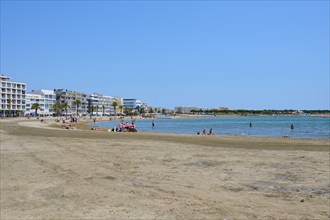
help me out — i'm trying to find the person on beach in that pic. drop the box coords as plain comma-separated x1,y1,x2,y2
202,129,206,135
209,128,214,135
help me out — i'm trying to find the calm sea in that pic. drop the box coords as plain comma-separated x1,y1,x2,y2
94,116,330,139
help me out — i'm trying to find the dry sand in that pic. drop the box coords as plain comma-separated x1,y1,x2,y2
1,118,329,219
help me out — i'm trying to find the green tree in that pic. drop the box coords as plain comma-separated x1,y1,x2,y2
31,102,40,116
7,98,12,117
119,105,123,114
52,101,62,116
61,102,70,116
96,105,99,116
73,100,81,116
112,101,118,115
88,105,95,116
102,105,106,116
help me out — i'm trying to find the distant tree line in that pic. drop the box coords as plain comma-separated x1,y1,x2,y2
189,109,330,115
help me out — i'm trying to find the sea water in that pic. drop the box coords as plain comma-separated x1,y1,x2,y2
94,116,330,139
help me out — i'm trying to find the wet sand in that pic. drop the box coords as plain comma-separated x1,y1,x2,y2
1,118,329,219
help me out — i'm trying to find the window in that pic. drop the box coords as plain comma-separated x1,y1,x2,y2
1,82,6,87
7,83,11,88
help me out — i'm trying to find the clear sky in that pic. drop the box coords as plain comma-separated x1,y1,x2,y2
1,1,329,110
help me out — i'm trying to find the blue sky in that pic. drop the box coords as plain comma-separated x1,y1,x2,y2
1,1,329,110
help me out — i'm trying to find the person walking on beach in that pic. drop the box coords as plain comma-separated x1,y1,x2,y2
202,129,206,135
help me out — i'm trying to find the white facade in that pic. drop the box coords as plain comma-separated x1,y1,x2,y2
25,90,56,116
123,99,142,109
54,89,89,115
0,75,26,117
88,93,119,116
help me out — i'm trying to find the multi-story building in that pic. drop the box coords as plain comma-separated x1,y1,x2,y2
25,90,56,116
174,106,199,114
0,75,26,117
123,99,143,109
123,99,138,109
54,89,89,115
88,93,114,116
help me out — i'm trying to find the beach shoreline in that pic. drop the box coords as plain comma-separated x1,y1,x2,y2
1,118,329,219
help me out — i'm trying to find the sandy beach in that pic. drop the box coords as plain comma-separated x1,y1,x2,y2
1,118,329,219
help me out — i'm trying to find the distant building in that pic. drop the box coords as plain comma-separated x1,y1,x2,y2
123,99,140,109
0,75,26,117
123,98,148,113
54,89,89,115
174,106,199,114
88,93,118,116
25,89,56,116
155,107,172,114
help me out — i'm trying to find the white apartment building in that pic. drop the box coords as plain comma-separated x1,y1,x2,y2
54,89,89,115
88,93,120,116
0,75,26,117
25,90,56,116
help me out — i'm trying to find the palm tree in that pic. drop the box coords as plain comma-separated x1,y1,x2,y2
102,105,105,116
112,101,118,115
61,102,70,116
7,98,12,117
96,105,99,116
88,105,95,116
73,100,81,116
119,105,123,114
52,101,62,116
31,102,40,116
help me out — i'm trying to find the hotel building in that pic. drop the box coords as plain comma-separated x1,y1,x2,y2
0,75,26,117
54,89,89,115
25,90,56,116
88,93,123,116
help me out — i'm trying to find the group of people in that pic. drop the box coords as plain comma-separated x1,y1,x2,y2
111,122,137,132
197,128,214,135
53,116,78,130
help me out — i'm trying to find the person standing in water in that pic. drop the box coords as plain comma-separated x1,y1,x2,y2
291,123,294,130
152,120,155,129
249,122,252,128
